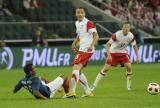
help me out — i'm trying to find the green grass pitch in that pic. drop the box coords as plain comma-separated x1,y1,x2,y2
0,63,160,108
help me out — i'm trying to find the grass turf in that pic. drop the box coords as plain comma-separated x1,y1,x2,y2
0,63,160,108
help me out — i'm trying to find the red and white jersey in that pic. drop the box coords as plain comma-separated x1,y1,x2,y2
75,17,97,52
108,30,136,53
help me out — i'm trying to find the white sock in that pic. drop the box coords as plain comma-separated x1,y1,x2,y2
91,71,106,91
126,71,132,90
79,73,91,94
46,77,64,98
127,78,131,89
70,70,80,93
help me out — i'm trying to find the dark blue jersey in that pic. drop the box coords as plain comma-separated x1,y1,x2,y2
14,75,51,98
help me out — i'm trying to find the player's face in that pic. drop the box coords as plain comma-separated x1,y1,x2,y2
122,24,130,35
30,66,36,75
36,31,41,36
76,8,85,21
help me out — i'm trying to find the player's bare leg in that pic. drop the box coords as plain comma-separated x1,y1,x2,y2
124,63,132,91
91,64,111,91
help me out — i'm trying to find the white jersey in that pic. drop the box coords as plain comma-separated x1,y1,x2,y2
75,17,97,52
108,30,136,53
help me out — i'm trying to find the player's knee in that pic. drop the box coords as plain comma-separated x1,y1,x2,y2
125,65,132,72
126,71,132,79
102,66,110,73
127,67,132,72
101,64,110,73
102,68,109,73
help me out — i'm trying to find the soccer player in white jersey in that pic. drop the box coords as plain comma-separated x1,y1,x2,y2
91,22,139,91
64,7,99,98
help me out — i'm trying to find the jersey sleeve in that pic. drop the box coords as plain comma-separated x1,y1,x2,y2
108,33,116,44
75,22,79,36
13,80,22,93
87,21,97,34
32,77,41,91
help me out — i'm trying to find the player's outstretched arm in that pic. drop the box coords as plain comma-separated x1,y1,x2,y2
88,32,99,52
132,40,139,63
133,44,139,63
106,42,111,56
13,81,22,93
72,36,80,53
105,42,112,62
33,90,48,100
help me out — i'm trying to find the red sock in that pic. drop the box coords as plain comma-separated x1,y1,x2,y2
62,78,70,94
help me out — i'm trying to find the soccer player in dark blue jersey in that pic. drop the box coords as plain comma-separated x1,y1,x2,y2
13,64,69,99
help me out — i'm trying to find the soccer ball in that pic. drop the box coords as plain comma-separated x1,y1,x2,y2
147,82,159,95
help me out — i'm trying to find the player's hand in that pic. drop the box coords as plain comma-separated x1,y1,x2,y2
87,46,93,52
106,54,112,63
72,44,78,53
136,58,139,64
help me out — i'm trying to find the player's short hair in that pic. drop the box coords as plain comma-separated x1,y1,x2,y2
76,7,86,11
24,64,33,75
123,21,130,25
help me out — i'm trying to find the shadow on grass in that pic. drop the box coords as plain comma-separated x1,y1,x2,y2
0,97,35,101
0,97,69,101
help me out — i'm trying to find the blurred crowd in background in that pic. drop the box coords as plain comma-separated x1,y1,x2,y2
0,0,159,47
90,0,160,36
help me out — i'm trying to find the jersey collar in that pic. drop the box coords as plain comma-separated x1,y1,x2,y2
78,17,87,23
